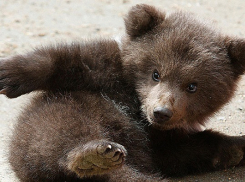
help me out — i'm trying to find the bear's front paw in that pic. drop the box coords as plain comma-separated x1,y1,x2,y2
213,136,245,169
0,57,46,98
213,146,244,168
67,140,127,178
0,58,29,98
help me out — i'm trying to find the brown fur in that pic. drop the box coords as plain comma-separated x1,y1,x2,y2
122,6,244,131
9,90,162,181
1,4,245,181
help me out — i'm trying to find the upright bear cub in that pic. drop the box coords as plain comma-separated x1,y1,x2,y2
1,4,245,182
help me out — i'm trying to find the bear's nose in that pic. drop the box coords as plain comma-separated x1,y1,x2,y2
153,107,173,123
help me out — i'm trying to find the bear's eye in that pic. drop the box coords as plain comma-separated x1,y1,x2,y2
187,83,197,93
152,70,160,82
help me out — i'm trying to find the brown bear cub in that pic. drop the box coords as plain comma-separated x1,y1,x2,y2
1,4,245,182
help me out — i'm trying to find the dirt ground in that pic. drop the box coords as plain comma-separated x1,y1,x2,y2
0,0,245,181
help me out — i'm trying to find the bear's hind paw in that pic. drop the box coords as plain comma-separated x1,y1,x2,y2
67,140,127,178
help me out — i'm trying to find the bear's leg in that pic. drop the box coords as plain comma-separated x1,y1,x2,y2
64,139,127,178
150,129,245,176
10,92,163,181
0,40,120,98
62,140,167,182
212,134,245,168
9,93,128,181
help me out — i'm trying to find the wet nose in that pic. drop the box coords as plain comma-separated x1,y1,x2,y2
153,107,173,123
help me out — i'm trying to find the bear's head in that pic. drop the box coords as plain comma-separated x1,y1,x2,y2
122,4,245,132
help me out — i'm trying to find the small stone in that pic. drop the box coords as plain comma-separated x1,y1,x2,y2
38,33,46,37
217,116,225,121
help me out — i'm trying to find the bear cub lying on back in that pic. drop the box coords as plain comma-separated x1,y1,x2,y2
1,4,245,182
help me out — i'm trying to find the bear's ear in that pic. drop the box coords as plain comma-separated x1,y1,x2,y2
124,4,165,39
226,38,245,76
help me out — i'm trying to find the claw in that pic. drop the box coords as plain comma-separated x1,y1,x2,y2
107,145,112,150
0,88,7,95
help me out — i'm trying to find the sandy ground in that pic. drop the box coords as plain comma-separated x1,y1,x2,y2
0,0,245,181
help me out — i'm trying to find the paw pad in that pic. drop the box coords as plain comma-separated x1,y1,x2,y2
69,140,127,177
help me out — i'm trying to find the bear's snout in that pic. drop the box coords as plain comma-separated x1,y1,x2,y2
153,106,173,124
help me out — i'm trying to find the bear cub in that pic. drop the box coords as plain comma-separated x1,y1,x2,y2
1,4,245,182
